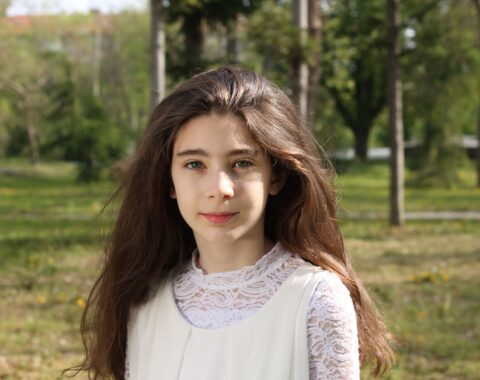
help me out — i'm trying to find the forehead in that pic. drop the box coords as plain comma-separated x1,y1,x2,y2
173,113,260,153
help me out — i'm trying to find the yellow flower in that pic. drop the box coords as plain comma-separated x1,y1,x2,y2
76,297,86,309
37,295,47,305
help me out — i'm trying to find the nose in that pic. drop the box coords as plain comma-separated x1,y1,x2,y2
207,171,235,200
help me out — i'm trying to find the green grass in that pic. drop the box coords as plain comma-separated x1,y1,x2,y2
0,159,479,379
336,160,480,215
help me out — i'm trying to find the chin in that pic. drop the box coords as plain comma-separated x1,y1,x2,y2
195,228,247,245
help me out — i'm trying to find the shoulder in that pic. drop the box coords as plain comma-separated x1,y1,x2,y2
292,257,352,300
129,278,172,323
306,268,357,322
287,256,355,318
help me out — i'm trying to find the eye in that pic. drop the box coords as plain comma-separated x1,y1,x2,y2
185,161,204,169
233,160,254,168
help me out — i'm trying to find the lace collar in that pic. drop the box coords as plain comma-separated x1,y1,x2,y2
188,242,294,290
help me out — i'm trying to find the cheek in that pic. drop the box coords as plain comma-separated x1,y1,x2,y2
244,180,271,210
174,192,195,226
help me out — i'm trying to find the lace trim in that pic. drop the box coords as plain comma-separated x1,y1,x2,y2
174,243,304,329
187,242,295,289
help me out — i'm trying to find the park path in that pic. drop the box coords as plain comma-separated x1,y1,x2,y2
340,211,480,220
3,210,480,221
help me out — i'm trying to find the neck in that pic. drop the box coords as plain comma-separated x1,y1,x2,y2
195,237,274,274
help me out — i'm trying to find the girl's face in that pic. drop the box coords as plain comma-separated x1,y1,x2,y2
170,113,283,247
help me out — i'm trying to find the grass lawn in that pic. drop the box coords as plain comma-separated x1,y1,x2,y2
0,159,479,379
335,160,480,215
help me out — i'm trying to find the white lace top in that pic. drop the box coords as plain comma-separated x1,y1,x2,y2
126,243,360,379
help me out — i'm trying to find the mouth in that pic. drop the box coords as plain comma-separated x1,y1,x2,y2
200,212,239,224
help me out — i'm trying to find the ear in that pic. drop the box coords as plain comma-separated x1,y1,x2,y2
170,184,176,199
268,170,287,195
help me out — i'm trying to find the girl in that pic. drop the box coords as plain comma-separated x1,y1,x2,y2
71,66,393,379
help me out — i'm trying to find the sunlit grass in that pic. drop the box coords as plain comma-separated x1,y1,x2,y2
336,160,480,214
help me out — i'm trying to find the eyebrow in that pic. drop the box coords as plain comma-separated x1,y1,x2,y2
175,148,259,157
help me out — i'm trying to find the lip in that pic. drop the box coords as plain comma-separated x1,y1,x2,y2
200,212,238,224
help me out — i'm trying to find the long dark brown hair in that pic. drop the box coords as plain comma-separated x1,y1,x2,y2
67,66,394,379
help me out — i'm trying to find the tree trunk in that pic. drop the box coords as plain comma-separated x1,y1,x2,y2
226,17,239,64
387,0,405,226
472,0,480,187
23,93,39,164
477,107,480,187
150,0,166,111
353,127,369,160
306,0,323,131
183,11,205,73
293,0,309,121
0,0,11,17
92,11,102,97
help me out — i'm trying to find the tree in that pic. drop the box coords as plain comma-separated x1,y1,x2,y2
247,0,298,87
293,0,309,121
0,16,56,163
321,0,387,159
292,0,324,130
387,0,405,225
166,0,263,78
100,11,151,133
65,94,126,182
403,0,477,187
471,0,480,187
0,0,10,17
150,0,166,110
307,0,323,130
247,0,323,130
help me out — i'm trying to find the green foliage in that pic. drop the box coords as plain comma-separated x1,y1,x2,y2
65,95,126,183
1,1,479,189
101,11,151,132
403,0,478,187
167,0,263,23
163,0,264,78
320,0,388,159
246,0,296,86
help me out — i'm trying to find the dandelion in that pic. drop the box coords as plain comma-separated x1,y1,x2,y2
76,297,86,309
408,270,450,284
37,295,47,305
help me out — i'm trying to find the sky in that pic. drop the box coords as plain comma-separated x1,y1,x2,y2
7,0,147,15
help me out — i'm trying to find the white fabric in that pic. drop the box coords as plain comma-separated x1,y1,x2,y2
126,244,359,379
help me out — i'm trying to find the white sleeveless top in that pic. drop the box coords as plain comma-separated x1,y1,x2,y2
127,264,325,380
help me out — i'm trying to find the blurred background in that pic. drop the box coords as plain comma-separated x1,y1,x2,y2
0,0,479,379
